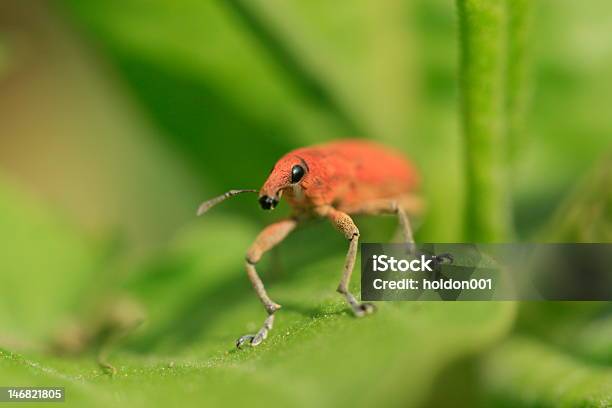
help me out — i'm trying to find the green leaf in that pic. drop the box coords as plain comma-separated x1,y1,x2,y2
59,0,353,195
226,0,417,144
0,348,109,407
482,337,612,408
541,152,612,242
1,215,516,407
0,177,103,341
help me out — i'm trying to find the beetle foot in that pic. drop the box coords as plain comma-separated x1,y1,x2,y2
432,253,454,265
98,359,117,376
236,314,274,348
236,334,256,348
352,302,376,317
235,329,267,348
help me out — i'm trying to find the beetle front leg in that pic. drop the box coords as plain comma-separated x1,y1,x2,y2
324,207,376,317
237,218,297,348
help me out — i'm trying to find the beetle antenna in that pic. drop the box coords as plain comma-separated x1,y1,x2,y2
196,189,258,216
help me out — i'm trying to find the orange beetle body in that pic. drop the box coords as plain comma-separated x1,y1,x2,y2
198,139,423,348
260,139,421,215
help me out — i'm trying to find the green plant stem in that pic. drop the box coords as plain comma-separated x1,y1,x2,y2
457,0,513,241
506,0,533,166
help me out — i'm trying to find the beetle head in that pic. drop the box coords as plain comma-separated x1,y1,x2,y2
259,155,309,210
195,154,311,215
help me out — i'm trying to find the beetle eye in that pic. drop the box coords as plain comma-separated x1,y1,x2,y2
291,164,305,183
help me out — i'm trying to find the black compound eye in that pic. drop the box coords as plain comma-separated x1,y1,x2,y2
291,164,305,183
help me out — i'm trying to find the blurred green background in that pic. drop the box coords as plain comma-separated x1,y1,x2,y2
0,0,610,407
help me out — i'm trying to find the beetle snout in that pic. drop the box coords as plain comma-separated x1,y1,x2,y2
258,195,278,210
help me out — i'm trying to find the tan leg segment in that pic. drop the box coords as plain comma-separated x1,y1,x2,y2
237,218,297,348
340,198,415,245
321,207,375,317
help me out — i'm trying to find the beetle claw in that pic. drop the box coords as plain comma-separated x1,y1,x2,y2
432,253,454,265
236,334,256,349
353,302,376,317
236,314,274,348
236,326,270,348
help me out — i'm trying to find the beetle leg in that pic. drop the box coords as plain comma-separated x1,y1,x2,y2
322,207,376,317
340,198,416,253
237,218,298,348
393,202,416,255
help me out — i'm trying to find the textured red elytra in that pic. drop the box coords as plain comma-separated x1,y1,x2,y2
261,139,421,213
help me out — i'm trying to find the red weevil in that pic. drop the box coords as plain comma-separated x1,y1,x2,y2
197,139,423,348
